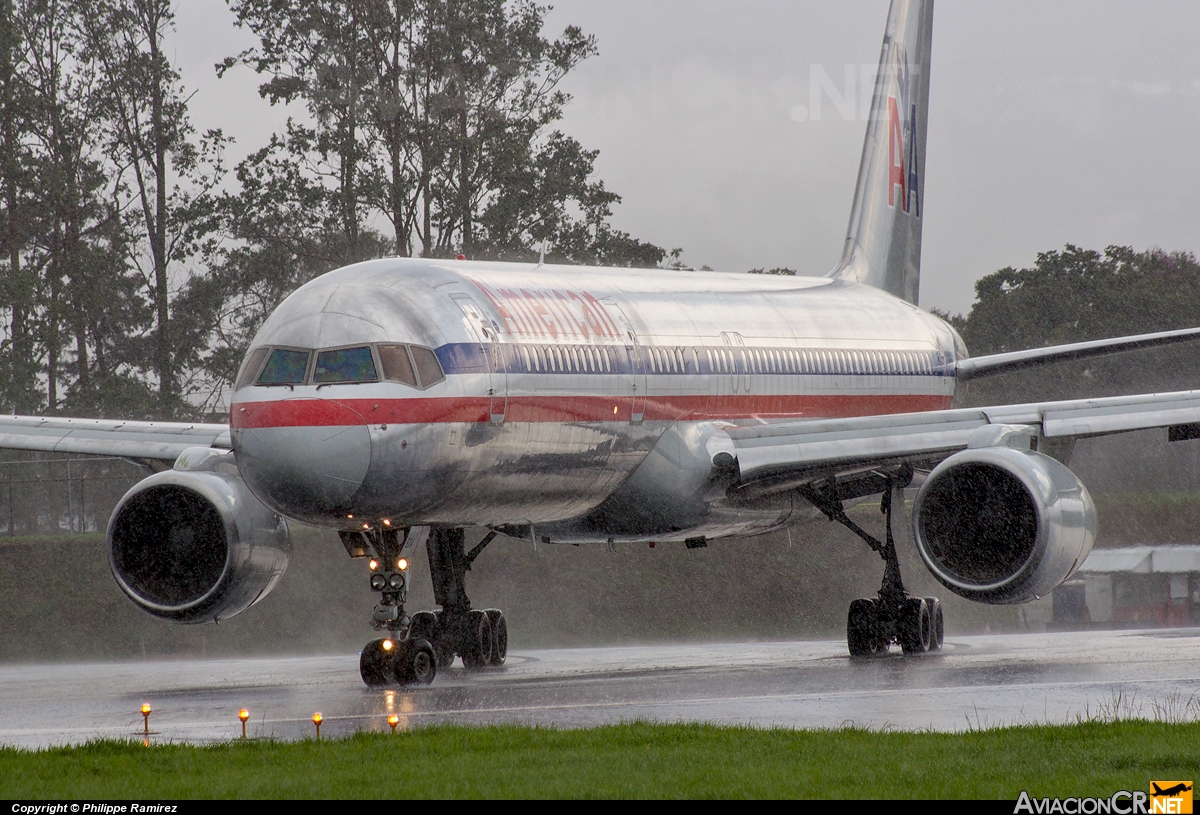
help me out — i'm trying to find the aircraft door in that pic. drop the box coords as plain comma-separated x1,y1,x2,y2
603,299,647,424
721,331,751,395
452,296,507,425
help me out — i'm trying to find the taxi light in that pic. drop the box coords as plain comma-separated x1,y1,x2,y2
362,523,370,530
382,639,394,651
388,714,399,733
140,703,151,738
238,708,249,739
347,514,354,519
312,713,323,740
383,519,391,526
397,558,408,571
613,405,618,414
369,559,378,571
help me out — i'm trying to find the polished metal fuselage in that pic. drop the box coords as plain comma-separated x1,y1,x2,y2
230,258,960,542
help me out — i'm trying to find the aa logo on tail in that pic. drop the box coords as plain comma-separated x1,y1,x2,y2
1150,781,1194,814
886,45,920,217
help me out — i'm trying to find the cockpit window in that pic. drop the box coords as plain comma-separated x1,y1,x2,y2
257,348,310,385
378,344,418,387
410,345,445,388
314,346,378,383
236,347,271,389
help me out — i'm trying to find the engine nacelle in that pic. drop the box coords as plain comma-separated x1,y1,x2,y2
107,448,291,623
912,446,1096,604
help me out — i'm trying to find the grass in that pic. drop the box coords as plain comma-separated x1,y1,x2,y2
3,720,1199,799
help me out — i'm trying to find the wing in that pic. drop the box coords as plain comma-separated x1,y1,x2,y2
723,389,1200,498
0,415,230,464
956,326,1200,381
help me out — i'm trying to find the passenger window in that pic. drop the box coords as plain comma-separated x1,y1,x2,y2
410,345,446,388
378,344,418,387
257,348,310,385
236,347,271,389
314,346,377,383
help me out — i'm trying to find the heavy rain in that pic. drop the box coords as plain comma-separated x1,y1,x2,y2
2,0,1200,753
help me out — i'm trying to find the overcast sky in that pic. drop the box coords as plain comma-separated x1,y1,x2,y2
172,1,1200,316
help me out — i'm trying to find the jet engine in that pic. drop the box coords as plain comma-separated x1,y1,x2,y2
912,446,1096,604
107,448,291,623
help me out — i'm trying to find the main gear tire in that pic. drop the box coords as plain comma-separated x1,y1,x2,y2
461,609,493,669
924,597,944,651
485,609,507,666
899,597,932,654
848,599,880,657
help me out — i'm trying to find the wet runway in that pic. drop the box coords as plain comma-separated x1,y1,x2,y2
2,629,1199,748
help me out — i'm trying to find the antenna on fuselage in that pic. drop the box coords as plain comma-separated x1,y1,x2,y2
537,241,547,267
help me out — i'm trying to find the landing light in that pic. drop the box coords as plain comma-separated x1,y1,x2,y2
370,574,387,590
382,639,394,651
613,405,618,414
362,523,370,530
397,558,408,571
347,514,354,519
387,574,404,590
369,559,378,571
383,519,391,527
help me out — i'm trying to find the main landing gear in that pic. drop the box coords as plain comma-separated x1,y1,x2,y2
349,526,507,687
801,469,944,657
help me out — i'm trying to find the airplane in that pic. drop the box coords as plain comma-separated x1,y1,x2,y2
1152,784,1193,798
5,0,1200,687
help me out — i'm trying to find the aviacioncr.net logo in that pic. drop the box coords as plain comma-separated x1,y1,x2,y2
1015,785,1194,815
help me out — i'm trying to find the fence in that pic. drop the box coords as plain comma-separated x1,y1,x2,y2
0,452,147,537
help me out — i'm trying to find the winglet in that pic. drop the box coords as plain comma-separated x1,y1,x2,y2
830,0,934,305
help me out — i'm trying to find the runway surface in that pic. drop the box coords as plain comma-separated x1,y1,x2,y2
2,629,1199,748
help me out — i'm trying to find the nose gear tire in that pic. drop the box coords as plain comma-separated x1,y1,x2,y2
360,638,392,687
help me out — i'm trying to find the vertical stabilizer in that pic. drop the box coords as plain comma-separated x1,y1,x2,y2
830,0,933,305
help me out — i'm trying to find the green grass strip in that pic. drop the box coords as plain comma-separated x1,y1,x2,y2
3,721,1199,799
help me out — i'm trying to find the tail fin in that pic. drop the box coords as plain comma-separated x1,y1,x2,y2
830,0,934,305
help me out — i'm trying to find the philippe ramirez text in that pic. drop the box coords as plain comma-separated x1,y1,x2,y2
11,807,179,814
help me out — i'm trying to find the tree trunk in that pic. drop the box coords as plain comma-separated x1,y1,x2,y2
148,4,171,412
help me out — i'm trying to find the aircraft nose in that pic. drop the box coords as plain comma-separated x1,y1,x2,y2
232,399,371,522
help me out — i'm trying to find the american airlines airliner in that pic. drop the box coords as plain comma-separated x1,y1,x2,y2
6,0,1200,686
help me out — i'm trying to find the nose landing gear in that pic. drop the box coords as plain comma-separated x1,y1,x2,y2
351,526,439,687
801,469,944,657
350,525,508,687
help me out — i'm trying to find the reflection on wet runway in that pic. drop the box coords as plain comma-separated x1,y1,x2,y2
2,629,1198,748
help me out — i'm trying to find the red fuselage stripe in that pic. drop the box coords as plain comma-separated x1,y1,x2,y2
231,394,953,428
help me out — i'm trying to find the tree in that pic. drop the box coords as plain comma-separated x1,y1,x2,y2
83,0,227,417
221,0,664,263
949,245,1200,403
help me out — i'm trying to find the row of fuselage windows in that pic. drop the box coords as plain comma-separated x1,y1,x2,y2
237,341,942,389
238,344,446,389
506,343,941,378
